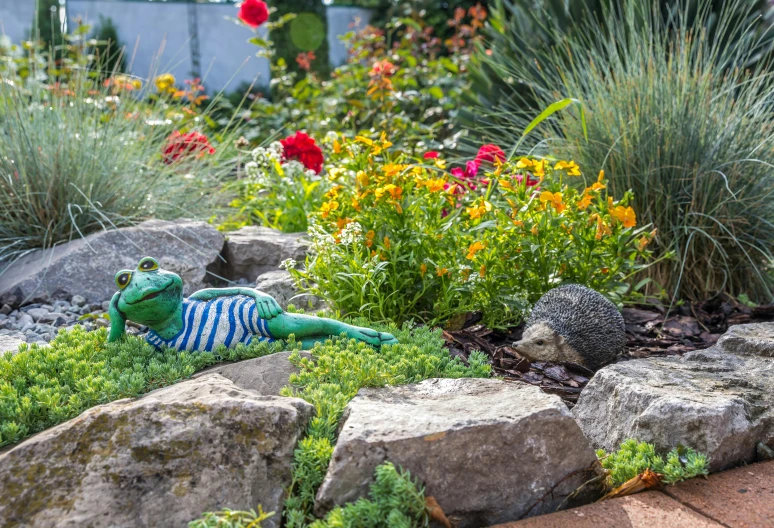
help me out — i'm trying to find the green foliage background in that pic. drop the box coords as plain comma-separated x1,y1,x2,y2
271,0,331,78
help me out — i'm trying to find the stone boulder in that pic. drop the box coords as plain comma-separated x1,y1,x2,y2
255,270,324,310
193,351,312,396
0,333,24,355
315,378,599,527
0,374,314,528
0,219,224,307
716,322,774,357
220,226,308,281
573,341,774,472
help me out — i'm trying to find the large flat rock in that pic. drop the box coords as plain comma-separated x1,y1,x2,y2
0,219,224,307
221,226,308,281
0,333,24,355
573,344,774,471
193,351,312,396
0,374,314,528
315,378,599,527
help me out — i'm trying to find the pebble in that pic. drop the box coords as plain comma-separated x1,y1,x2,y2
0,295,143,344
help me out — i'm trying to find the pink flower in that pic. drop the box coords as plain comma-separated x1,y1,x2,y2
424,151,440,159
238,0,269,28
475,144,506,166
465,160,479,178
516,173,540,187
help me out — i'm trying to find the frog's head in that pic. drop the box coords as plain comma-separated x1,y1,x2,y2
112,256,183,328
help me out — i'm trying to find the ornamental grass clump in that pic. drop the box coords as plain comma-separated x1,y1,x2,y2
0,29,239,260
474,0,774,303
289,132,652,328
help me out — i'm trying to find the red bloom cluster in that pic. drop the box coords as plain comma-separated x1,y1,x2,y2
238,0,269,28
474,144,506,166
162,131,216,164
281,131,324,174
369,59,397,77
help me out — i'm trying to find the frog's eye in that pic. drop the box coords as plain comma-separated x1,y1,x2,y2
116,272,132,290
138,257,159,272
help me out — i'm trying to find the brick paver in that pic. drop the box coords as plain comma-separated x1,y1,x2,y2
491,460,774,528
664,460,774,528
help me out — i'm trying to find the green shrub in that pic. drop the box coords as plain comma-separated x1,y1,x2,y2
0,326,285,448
310,462,427,528
471,0,774,303
280,321,490,526
289,133,652,328
597,439,710,488
0,27,239,260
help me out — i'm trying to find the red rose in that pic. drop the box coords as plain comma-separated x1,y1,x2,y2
238,0,269,28
423,151,439,159
475,144,506,166
280,131,324,174
163,131,216,164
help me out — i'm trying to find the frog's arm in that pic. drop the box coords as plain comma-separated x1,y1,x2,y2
189,287,283,319
107,292,127,343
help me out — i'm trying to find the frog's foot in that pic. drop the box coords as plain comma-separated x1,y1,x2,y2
353,328,399,348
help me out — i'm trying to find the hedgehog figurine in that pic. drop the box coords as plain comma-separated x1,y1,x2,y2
512,284,625,370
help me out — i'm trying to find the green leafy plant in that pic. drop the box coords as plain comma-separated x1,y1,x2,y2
188,505,274,528
289,132,652,328
471,0,774,303
310,462,428,528
0,326,285,448
597,439,710,488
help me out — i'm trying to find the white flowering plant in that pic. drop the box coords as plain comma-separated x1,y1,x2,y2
219,140,332,233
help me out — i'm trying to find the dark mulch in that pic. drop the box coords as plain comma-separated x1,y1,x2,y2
443,295,774,407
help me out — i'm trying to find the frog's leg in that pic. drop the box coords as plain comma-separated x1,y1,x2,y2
189,287,283,319
266,313,398,349
107,292,127,343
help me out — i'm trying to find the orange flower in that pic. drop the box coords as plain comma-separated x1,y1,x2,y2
539,191,565,213
383,236,391,250
589,170,606,191
466,241,486,260
479,265,486,277
577,193,593,210
424,178,447,192
612,206,637,228
420,263,427,277
333,140,342,153
436,267,449,277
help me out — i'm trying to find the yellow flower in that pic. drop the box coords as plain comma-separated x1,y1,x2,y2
424,178,446,192
516,158,533,169
420,263,427,277
612,206,637,228
636,237,649,251
434,158,447,170
539,191,565,213
531,225,539,235
531,159,548,178
355,135,373,147
466,200,492,220
382,163,408,179
383,236,391,250
131,79,142,90
333,140,342,154
320,200,339,218
328,168,346,181
466,241,486,260
154,73,175,92
554,160,581,176
590,214,612,240
479,265,486,277
324,186,341,199
356,170,369,187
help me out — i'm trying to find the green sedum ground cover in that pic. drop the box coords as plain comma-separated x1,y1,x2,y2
0,326,285,448
597,439,710,487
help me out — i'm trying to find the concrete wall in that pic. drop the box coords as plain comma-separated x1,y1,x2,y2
66,0,271,93
0,1,37,44
326,6,374,67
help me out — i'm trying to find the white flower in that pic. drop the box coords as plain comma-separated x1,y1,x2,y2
279,258,297,270
339,222,363,246
245,161,260,179
324,131,338,143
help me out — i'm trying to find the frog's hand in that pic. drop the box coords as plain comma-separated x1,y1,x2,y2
107,292,127,343
189,287,283,320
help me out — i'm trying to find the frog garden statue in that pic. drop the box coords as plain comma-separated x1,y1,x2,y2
107,257,398,351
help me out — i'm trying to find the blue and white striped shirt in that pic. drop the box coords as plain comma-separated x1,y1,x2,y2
145,295,275,352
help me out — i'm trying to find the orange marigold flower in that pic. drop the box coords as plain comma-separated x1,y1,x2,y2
466,200,492,219
424,178,447,192
466,241,486,260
